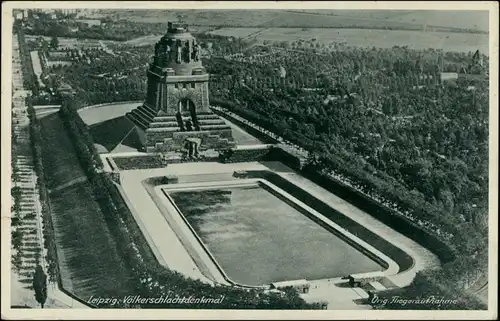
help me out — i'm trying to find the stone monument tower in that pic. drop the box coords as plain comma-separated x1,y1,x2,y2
126,22,235,155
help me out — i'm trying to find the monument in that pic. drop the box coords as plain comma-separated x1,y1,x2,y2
126,22,235,156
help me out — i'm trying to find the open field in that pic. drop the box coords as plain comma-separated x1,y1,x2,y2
209,27,489,53
278,10,489,32
123,34,163,46
170,183,383,286
379,10,489,32
104,10,487,33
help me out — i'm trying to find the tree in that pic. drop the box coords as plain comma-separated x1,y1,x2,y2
33,265,47,308
50,36,59,49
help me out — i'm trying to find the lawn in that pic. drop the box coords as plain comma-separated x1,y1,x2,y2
113,155,163,170
38,114,137,300
38,113,86,189
209,27,489,53
108,10,487,33
48,182,136,299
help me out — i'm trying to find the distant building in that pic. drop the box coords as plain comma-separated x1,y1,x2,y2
59,8,79,15
57,82,75,97
76,9,99,18
459,49,488,80
470,49,484,69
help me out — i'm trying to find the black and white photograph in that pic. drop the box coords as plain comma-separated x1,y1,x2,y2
1,1,498,320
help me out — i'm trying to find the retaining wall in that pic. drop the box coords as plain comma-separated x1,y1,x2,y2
78,100,143,112
300,167,456,264
245,170,415,273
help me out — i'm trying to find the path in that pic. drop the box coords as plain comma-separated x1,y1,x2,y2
278,172,441,273
49,176,88,194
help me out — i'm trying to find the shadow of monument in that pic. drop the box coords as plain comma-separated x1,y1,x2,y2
89,116,143,152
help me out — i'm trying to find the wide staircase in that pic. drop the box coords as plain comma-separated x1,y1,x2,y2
151,132,234,153
127,105,235,153
193,112,232,132
126,104,157,130
127,107,232,133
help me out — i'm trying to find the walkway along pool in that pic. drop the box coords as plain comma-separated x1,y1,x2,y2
163,179,396,287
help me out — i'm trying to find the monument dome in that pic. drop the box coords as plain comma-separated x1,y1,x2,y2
152,22,204,76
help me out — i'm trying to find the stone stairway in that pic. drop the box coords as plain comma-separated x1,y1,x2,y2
196,112,232,132
126,105,235,153
150,132,235,153
126,104,156,130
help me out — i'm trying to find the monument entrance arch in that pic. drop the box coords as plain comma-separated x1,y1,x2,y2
126,22,235,154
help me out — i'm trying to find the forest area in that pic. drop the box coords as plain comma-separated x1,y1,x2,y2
202,35,489,306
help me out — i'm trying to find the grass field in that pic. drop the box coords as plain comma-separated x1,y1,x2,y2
106,9,488,33
38,113,137,299
277,10,489,32
48,182,136,299
39,113,86,189
209,27,489,53
380,10,489,32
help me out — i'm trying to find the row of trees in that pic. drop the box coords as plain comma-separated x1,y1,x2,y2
12,28,50,309
10,124,30,274
26,96,60,282
59,99,103,169
11,107,27,268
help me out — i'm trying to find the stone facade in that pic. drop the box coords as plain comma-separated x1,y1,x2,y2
126,22,235,154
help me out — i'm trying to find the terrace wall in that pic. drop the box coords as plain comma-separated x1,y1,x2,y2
210,104,278,144
299,167,456,264
219,147,270,163
256,181,392,272
78,100,143,111
244,170,415,273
